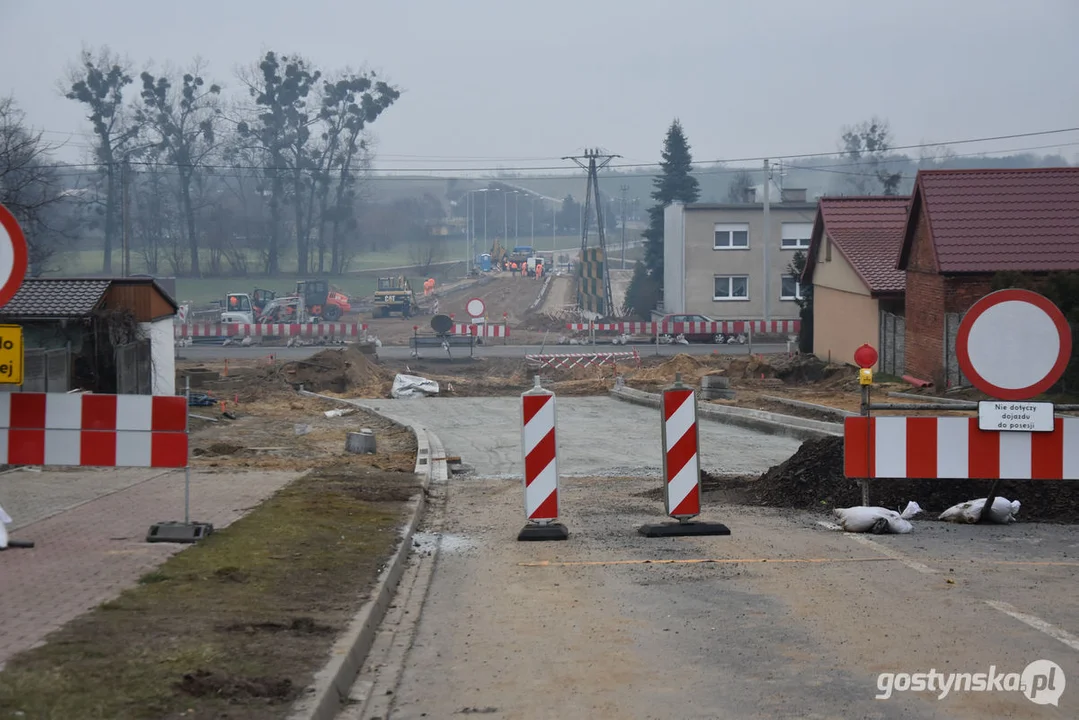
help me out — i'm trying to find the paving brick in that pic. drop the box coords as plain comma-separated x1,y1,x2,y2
0,468,296,669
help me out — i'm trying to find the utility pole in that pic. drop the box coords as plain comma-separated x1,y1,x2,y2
563,148,621,315
619,184,629,269
762,158,772,322
503,190,508,243
466,191,472,276
531,196,535,245
514,191,519,240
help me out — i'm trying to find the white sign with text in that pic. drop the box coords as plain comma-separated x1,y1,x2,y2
978,401,1055,432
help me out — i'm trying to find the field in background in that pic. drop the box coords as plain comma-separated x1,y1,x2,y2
48,231,641,306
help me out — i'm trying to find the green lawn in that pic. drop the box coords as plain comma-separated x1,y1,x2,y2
48,233,631,306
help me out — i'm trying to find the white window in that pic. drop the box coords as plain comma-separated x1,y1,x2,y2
714,223,749,249
714,275,749,301
782,222,813,249
781,275,803,300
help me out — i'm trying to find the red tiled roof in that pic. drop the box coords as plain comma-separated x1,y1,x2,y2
803,196,910,294
897,168,1079,273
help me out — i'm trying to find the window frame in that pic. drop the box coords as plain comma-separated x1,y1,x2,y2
780,274,804,301
781,222,813,250
713,274,750,302
713,223,750,250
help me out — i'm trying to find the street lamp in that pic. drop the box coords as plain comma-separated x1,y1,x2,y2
531,195,535,245
514,191,520,240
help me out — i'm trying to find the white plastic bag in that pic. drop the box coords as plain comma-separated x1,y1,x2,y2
391,374,440,399
834,501,923,534
0,503,11,549
939,497,1020,524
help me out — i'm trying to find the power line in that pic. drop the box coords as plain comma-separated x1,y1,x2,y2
26,129,1079,179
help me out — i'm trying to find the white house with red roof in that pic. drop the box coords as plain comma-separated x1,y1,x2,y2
802,196,910,371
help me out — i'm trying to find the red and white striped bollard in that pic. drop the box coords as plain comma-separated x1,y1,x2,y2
639,373,731,537
518,375,568,541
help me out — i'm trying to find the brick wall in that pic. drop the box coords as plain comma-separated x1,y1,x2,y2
944,275,994,314
903,207,946,382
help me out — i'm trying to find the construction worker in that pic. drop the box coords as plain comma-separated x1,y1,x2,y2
536,261,544,280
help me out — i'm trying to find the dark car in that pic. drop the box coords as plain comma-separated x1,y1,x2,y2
657,314,723,343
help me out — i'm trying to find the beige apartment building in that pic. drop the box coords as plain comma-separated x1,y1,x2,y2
662,189,817,320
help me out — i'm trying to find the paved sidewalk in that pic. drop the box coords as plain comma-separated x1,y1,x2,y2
0,468,297,669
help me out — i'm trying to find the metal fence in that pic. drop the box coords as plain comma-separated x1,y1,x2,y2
0,348,71,393
879,311,905,377
115,339,152,395
944,312,969,389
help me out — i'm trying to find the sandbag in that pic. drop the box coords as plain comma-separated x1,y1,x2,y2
0,504,11,549
834,501,923,534
391,374,440,399
939,497,1020,524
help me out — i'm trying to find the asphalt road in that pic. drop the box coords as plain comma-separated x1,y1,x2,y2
176,341,789,362
356,396,803,478
341,398,1079,719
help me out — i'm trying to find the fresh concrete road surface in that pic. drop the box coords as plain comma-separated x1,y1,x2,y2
357,396,802,478
345,398,1079,719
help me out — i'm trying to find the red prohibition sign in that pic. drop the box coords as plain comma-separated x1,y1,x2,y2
956,289,1072,401
0,203,29,308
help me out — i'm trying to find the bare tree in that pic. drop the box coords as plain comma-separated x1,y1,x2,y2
407,227,444,274
63,46,142,273
918,142,958,168
0,97,78,272
135,59,222,276
726,168,755,203
839,116,903,195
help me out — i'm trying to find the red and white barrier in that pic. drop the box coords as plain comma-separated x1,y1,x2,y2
565,320,800,335
662,385,701,518
0,393,188,468
518,379,567,540
844,416,1079,480
525,349,641,370
174,323,366,339
450,323,511,338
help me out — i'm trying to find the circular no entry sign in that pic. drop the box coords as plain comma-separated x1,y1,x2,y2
0,203,29,308
466,297,486,318
956,289,1072,400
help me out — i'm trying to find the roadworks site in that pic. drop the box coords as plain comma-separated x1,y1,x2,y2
184,345,1079,523
3,344,1077,719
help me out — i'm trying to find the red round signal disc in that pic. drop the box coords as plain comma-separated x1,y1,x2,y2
956,289,1072,400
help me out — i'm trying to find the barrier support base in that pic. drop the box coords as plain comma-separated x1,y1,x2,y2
146,521,215,544
0,539,35,550
518,523,569,542
638,520,731,538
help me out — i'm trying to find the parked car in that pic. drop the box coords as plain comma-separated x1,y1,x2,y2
657,314,722,343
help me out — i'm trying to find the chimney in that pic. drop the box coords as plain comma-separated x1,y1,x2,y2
781,188,807,203
743,187,757,203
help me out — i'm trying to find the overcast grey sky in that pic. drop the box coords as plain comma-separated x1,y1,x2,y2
3,0,1078,171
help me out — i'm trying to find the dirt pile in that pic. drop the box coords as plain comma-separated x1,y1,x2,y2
768,354,849,385
632,354,708,385
745,436,1079,522
282,346,393,396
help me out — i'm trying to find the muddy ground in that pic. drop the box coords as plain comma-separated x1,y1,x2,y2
178,348,1079,525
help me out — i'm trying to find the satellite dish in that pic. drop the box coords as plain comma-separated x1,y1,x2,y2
430,314,453,334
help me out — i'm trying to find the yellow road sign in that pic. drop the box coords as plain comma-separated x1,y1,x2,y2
0,324,23,384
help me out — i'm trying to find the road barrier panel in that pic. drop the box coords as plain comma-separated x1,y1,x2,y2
518,376,568,541
639,373,731,538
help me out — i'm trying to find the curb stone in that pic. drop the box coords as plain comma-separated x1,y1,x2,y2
610,386,843,441
289,391,449,720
